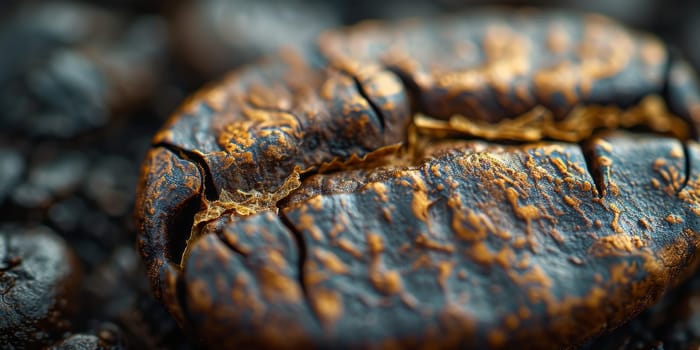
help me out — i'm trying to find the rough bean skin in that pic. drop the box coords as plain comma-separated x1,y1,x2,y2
0,226,82,349
320,11,669,121
136,8,700,349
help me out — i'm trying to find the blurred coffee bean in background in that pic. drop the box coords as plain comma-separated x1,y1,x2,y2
0,2,167,139
170,0,342,81
0,225,81,348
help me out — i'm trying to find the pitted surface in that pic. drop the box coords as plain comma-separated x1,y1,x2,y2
0,226,81,348
135,8,700,349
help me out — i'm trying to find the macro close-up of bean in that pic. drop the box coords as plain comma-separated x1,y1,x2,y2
2,1,700,349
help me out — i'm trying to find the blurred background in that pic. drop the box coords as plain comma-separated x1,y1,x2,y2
0,0,698,348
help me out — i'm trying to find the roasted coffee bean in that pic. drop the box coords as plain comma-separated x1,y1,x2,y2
48,323,125,350
0,225,81,349
50,335,116,350
136,8,700,348
0,0,695,349
0,1,696,349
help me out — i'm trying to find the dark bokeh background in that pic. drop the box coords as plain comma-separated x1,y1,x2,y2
0,0,698,348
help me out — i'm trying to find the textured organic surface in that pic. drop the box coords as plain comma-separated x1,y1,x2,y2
0,226,81,348
48,332,125,350
136,8,700,349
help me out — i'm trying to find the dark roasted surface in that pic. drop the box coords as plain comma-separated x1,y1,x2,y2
2,1,700,349
136,7,700,349
0,226,81,349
